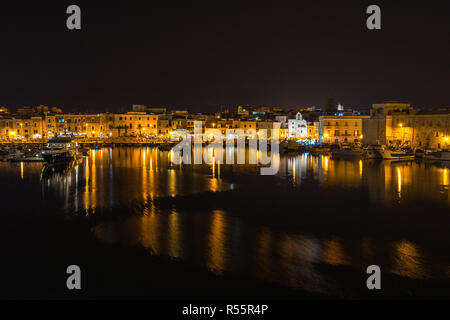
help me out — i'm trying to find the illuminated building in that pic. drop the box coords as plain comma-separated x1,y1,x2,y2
319,115,368,144
364,102,450,150
288,113,308,139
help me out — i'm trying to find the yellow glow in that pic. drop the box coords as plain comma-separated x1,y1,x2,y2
397,168,402,195
9,131,16,136
445,137,449,142
207,210,226,274
323,237,348,266
324,134,329,138
399,123,403,127
390,241,428,279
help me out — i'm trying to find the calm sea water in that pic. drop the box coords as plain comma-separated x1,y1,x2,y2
1,147,449,297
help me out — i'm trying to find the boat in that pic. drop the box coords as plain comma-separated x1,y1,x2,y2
423,150,450,161
379,147,415,160
331,145,364,158
281,140,301,153
363,145,383,159
77,147,90,157
41,137,76,164
10,152,44,162
309,146,331,156
6,147,25,161
157,143,176,151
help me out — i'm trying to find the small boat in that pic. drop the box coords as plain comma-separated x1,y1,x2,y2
423,150,450,161
157,143,176,151
41,137,76,164
281,140,301,153
379,147,415,160
310,146,331,156
10,152,44,162
77,147,90,157
331,145,364,158
363,145,383,159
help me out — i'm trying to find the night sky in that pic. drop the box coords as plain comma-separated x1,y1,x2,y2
0,1,449,113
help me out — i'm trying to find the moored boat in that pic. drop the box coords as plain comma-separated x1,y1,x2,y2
331,145,364,158
423,150,450,161
363,145,383,159
41,137,76,164
309,146,331,156
379,147,415,160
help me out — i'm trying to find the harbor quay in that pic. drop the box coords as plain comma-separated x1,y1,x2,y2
0,102,449,157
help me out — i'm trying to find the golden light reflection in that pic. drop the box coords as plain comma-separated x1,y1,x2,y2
323,237,348,266
168,212,182,259
323,156,329,172
207,210,227,274
140,212,162,255
359,160,363,177
256,226,273,282
292,159,296,184
20,162,24,180
390,241,428,279
279,234,296,287
443,168,449,186
84,157,90,212
397,167,402,196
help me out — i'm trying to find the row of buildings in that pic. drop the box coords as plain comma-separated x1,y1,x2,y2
0,102,449,150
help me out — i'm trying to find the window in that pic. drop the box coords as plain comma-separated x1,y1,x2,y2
334,130,340,136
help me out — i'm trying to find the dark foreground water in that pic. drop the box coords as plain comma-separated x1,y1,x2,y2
1,147,449,298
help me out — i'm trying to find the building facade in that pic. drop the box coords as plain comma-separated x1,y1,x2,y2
288,113,308,139
319,115,368,144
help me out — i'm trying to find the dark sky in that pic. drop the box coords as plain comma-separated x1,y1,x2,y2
0,1,449,113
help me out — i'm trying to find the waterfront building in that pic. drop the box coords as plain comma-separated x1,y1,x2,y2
288,113,308,139
307,122,320,142
363,102,450,150
319,115,368,144
113,112,159,137
0,116,45,139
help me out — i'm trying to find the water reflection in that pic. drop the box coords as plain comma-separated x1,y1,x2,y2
390,241,429,279
92,215,436,294
1,148,450,296
284,154,449,206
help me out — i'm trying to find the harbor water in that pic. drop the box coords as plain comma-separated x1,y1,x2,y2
0,147,449,298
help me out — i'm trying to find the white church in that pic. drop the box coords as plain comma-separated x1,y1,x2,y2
288,113,308,139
